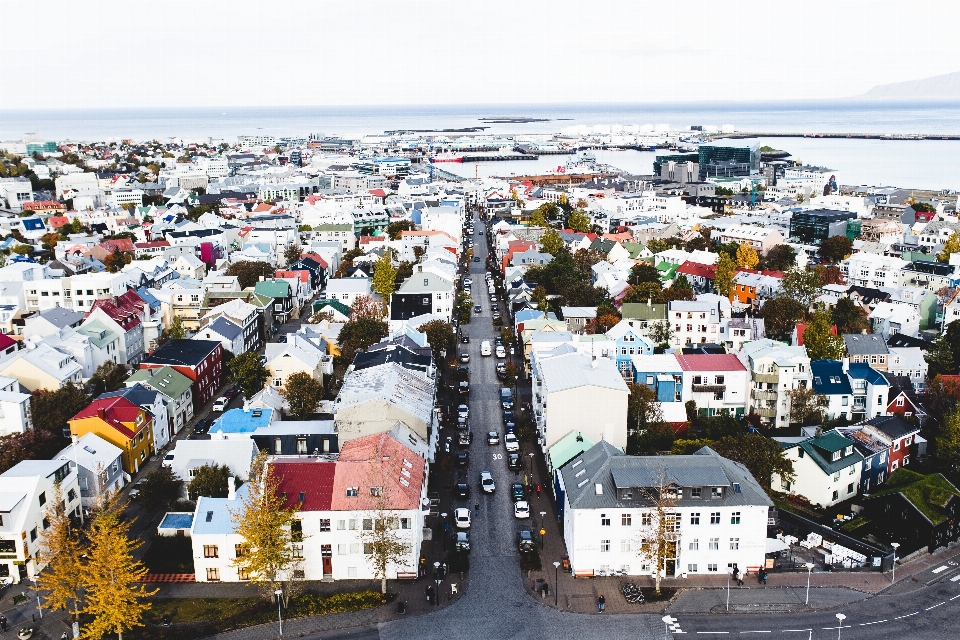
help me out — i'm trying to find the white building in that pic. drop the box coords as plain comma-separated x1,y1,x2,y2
739,340,812,428
325,278,371,309
772,430,863,509
558,443,772,578
0,375,32,436
668,299,727,347
839,253,907,289
56,432,125,511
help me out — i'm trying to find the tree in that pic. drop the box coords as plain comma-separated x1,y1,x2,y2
650,320,673,347
803,305,845,361
393,260,414,289
88,361,128,397
713,252,736,297
226,260,274,289
735,242,759,270
622,282,663,305
594,313,620,334
417,320,455,363
683,234,710,252
386,220,415,240
539,228,564,256
283,243,302,266
531,285,549,311
938,231,960,263
338,316,388,364
281,372,324,419
629,263,661,286
82,501,157,640
818,235,853,264
371,252,397,299
187,463,234,500
627,384,673,450
764,244,796,272
759,297,806,341
573,249,603,278
780,267,823,310
31,382,90,438
0,428,59,474
788,387,828,426
37,483,84,621
529,208,548,227
168,315,187,340
230,452,302,604
634,468,680,594
832,297,869,334
928,332,957,380
350,294,386,320
138,466,184,511
568,209,591,233
661,274,694,302
228,351,270,399
104,247,130,273
935,406,960,477
713,434,795,491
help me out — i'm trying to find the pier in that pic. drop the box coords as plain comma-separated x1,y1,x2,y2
492,171,620,186
706,132,960,141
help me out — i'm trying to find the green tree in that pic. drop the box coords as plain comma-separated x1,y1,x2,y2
832,297,868,334
735,242,759,269
32,382,90,438
818,235,853,263
371,252,397,299
417,320,455,363
393,260,414,289
788,386,828,426
82,501,157,640
935,405,960,476
780,267,824,309
650,320,674,347
539,228,564,256
760,297,806,341
803,305,845,361
568,209,591,233
281,372,324,419
138,466,184,511
939,231,960,263
228,352,270,399
713,252,736,297
386,219,415,240
622,282,664,305
764,244,796,272
573,248,603,278
283,243,302,266
88,361,129,397
531,285,549,311
168,316,187,340
627,383,666,437
187,463,234,500
71,217,83,233
713,434,795,491
529,208,548,227
683,234,710,252
662,274,694,302
225,260,275,289
629,262,661,286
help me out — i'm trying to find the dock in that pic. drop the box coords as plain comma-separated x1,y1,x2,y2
492,171,620,186
459,152,538,162
706,132,960,141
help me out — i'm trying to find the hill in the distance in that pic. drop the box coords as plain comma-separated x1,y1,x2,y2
859,71,960,99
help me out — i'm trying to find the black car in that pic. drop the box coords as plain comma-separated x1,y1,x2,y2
193,418,212,434
277,334,287,343
456,365,470,381
473,256,481,262
507,452,521,469
458,381,470,395
518,529,535,552
511,482,526,501
502,410,515,424
455,482,470,498
461,335,470,343
457,451,469,468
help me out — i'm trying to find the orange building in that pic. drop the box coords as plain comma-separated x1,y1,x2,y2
69,396,154,475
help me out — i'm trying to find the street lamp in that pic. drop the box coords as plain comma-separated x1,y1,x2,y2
552,560,561,606
528,452,535,478
835,613,846,640
434,561,442,605
662,615,677,640
29,576,42,619
726,566,732,611
274,589,283,636
891,542,900,584
804,562,814,605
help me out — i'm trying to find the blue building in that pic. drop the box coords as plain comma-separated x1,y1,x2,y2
846,363,890,422
629,354,682,402
608,319,656,377
810,360,853,422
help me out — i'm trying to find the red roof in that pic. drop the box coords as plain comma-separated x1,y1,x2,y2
368,189,387,198
0,333,16,351
22,201,64,211
71,396,144,438
359,236,385,245
47,216,71,228
100,238,135,253
272,461,336,511
675,354,746,372
88,296,143,331
275,270,310,282
301,252,329,269
135,241,170,249
676,261,717,279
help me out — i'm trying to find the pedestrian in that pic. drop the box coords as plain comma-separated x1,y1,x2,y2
62,633,69,640
0,614,7,631
732,564,740,585
426,585,434,604
536,484,541,498
762,568,768,585
598,594,605,613
474,501,479,514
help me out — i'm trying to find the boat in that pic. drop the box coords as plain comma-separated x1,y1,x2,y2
431,153,464,163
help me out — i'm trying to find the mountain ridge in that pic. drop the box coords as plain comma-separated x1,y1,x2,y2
859,71,960,99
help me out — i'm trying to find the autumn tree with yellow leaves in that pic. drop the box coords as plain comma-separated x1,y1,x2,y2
37,483,84,621
735,242,759,269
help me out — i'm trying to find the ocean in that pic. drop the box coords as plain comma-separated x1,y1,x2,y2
2,100,959,189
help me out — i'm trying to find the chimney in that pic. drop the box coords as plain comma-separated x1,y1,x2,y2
97,408,105,420
647,297,652,307
842,357,849,373
143,301,150,320
814,427,822,438
259,276,265,282
227,476,236,501
418,265,423,272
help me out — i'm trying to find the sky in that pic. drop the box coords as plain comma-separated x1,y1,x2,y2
3,0,960,109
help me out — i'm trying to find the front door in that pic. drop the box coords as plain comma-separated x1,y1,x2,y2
17,563,26,581
322,556,332,576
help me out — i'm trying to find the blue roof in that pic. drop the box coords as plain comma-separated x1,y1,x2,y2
847,362,888,385
192,484,249,535
207,317,242,340
810,360,852,395
136,287,162,312
515,309,546,324
22,218,45,231
159,513,194,529
211,407,273,434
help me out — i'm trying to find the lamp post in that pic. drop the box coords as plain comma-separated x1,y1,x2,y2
836,613,846,640
552,561,561,606
804,562,814,605
274,589,283,636
662,615,677,640
434,561,442,606
30,576,42,619
891,542,900,584
726,567,731,611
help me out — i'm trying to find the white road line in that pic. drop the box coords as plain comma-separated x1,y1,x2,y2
951,594,960,601
859,620,887,626
950,574,960,582
696,633,729,635
739,632,771,634
894,612,920,620
933,565,950,574
821,626,852,631
780,631,812,633
927,602,946,610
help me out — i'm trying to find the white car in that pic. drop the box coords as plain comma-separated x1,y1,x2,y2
212,396,229,412
454,507,471,529
480,341,492,356
504,433,519,452
480,471,496,493
495,345,506,358
514,501,530,519
458,404,469,419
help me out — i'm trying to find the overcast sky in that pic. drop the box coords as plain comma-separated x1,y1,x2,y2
3,0,959,109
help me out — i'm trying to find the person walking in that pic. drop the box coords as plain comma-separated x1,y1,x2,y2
474,501,479,515
732,564,740,586
536,484,541,499
0,614,7,631
598,595,605,612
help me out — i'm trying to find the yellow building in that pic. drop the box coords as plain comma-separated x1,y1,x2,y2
68,396,154,475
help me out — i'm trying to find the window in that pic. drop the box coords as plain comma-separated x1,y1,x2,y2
709,538,719,550
715,376,725,385
641,513,651,526
832,490,839,501
273,378,283,387
206,567,220,581
708,564,718,572
893,440,900,451
600,514,610,526
731,512,741,525
67,489,77,502
691,487,702,499
710,512,720,525
338,544,347,555
892,460,899,471
346,487,358,497
349,543,360,554
203,545,219,558
621,513,632,526
235,544,248,558
401,518,411,529
370,486,382,497
689,538,699,551
847,483,854,494
711,487,722,499
348,519,357,530
600,540,611,553
337,519,346,530
621,539,632,553
903,455,910,466
362,518,374,531
38,492,46,507
688,564,698,573
729,538,740,550
319,519,331,532
833,472,840,482
238,568,250,581
292,545,304,559
363,543,374,555
690,512,700,525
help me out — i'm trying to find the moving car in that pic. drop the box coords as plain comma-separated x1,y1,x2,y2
224,386,240,401
454,507,471,529
514,501,530,519
487,431,500,445
473,256,481,262
480,471,496,493
455,482,470,498
479,230,484,235
518,529,535,552
480,341,492,356
461,335,470,343
507,452,521,469
504,433,519,452
474,305,482,314
212,397,229,412
454,531,471,551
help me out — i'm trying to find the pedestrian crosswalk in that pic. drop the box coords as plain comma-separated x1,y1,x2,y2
933,566,950,574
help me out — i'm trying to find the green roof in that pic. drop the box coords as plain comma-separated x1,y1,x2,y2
254,279,291,298
548,431,596,471
871,469,960,525
621,302,667,321
76,319,119,348
312,224,354,232
795,432,863,476
621,242,647,259
313,299,351,317
128,366,193,400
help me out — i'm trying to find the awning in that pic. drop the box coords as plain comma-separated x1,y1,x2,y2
766,538,790,554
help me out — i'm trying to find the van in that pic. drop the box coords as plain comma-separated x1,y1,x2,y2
481,341,492,356
495,345,506,358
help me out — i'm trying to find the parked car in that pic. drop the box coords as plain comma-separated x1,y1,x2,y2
487,431,500,445
479,230,484,235
460,352,470,363
458,431,473,446
454,507,471,529
461,335,470,343
507,452,521,469
514,501,530,519
454,531,471,551
480,471,496,493
212,397,229,412
504,433,519,452
503,410,515,424
162,453,175,468
458,404,469,419
193,418,212,434
511,482,526,502
455,482,470,499
463,277,472,286
129,478,146,499
457,451,469,468
457,416,469,431
458,381,470,395
496,345,506,359
518,529,535,552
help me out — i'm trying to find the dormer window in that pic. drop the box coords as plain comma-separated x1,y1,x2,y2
711,487,722,499
832,450,841,462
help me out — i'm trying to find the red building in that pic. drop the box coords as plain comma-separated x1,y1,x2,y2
139,339,223,409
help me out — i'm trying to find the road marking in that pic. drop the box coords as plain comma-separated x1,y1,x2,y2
951,594,960,601
894,612,920,620
927,602,946,610
950,574,960,582
933,565,950,573
780,630,812,633
858,620,886,626
696,633,729,635
739,632,771,634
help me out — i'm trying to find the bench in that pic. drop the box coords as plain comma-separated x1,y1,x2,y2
574,570,595,578
396,572,418,581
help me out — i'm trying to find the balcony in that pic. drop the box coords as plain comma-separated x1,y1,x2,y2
753,390,779,401
754,407,777,418
754,373,780,384
692,384,726,393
